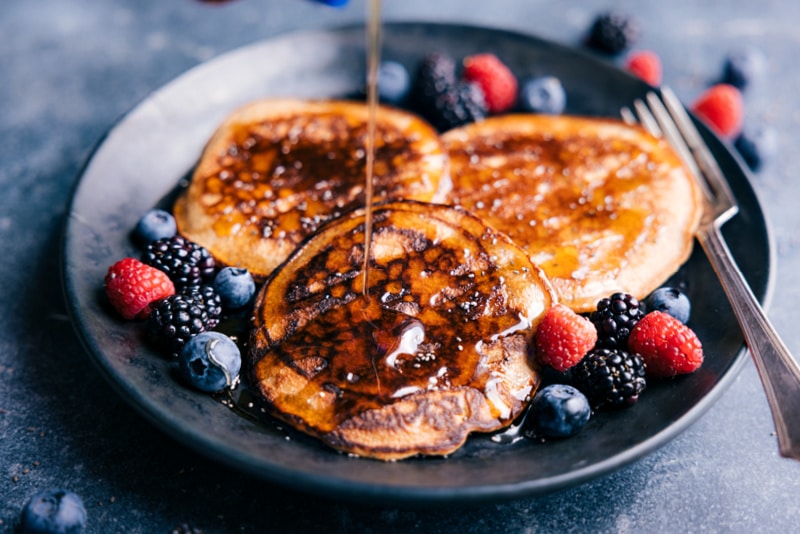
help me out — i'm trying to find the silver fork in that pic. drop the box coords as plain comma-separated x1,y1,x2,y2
623,87,800,461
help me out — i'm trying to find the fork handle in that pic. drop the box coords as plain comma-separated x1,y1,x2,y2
698,223,800,460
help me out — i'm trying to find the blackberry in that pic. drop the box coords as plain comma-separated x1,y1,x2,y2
586,12,640,55
147,291,212,356
180,284,222,329
410,53,487,131
590,292,645,349
142,235,215,288
572,348,646,409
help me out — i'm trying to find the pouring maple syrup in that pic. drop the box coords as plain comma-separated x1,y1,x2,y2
361,0,382,300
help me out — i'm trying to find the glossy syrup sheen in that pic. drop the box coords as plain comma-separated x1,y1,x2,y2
205,113,416,240
446,131,653,279
251,203,552,438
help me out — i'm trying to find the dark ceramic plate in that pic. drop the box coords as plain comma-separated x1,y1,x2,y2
62,23,773,504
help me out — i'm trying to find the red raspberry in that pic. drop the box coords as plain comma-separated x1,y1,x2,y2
691,84,744,139
535,304,598,372
104,258,175,320
628,311,704,378
462,53,518,113
625,50,662,86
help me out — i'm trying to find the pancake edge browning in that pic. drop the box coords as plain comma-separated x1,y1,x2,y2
248,200,556,460
442,114,703,312
174,98,450,281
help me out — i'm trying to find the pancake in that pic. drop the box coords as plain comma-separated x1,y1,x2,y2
248,200,556,460
441,114,702,312
174,99,449,280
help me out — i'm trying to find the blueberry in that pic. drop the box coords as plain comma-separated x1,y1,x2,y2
527,384,590,438
313,0,349,7
134,209,177,246
19,489,87,534
645,286,691,324
376,61,411,105
721,46,765,91
519,76,567,114
213,267,256,309
178,332,241,392
735,124,777,172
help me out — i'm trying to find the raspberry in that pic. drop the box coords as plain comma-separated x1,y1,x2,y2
143,235,216,288
535,304,598,372
625,50,662,86
572,348,647,409
691,84,744,139
590,292,645,350
104,258,175,320
586,12,641,55
628,311,704,378
462,53,518,113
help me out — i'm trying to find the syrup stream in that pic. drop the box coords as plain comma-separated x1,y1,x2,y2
361,0,382,300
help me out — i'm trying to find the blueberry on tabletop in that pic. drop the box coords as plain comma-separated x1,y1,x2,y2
213,267,256,310
721,46,766,91
519,76,567,114
527,384,591,438
19,489,87,534
178,331,241,392
376,61,411,105
735,124,777,172
314,0,349,6
134,209,177,246
645,287,692,324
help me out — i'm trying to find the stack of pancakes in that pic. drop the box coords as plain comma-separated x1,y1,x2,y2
173,99,702,460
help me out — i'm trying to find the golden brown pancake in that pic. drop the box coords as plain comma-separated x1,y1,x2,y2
441,114,702,312
174,99,449,280
248,200,556,460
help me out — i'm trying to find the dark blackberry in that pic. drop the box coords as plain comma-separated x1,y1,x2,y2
142,235,215,288
146,292,212,356
572,348,646,409
590,292,645,349
410,53,487,131
180,284,222,329
586,12,640,55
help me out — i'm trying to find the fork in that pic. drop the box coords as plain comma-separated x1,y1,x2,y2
623,87,800,461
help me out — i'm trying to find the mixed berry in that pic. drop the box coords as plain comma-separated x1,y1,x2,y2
103,211,246,393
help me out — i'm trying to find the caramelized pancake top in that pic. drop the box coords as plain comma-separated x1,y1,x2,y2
174,99,449,279
442,115,702,312
248,201,555,460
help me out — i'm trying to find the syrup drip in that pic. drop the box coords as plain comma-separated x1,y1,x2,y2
361,0,382,301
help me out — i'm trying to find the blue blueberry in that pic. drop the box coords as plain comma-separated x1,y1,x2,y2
313,0,349,7
19,489,87,534
376,61,411,105
178,332,241,392
721,46,765,91
134,209,177,246
527,384,591,438
213,267,256,309
735,124,777,172
645,286,691,324
519,76,567,114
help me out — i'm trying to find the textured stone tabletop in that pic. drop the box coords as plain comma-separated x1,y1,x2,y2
2,0,800,532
